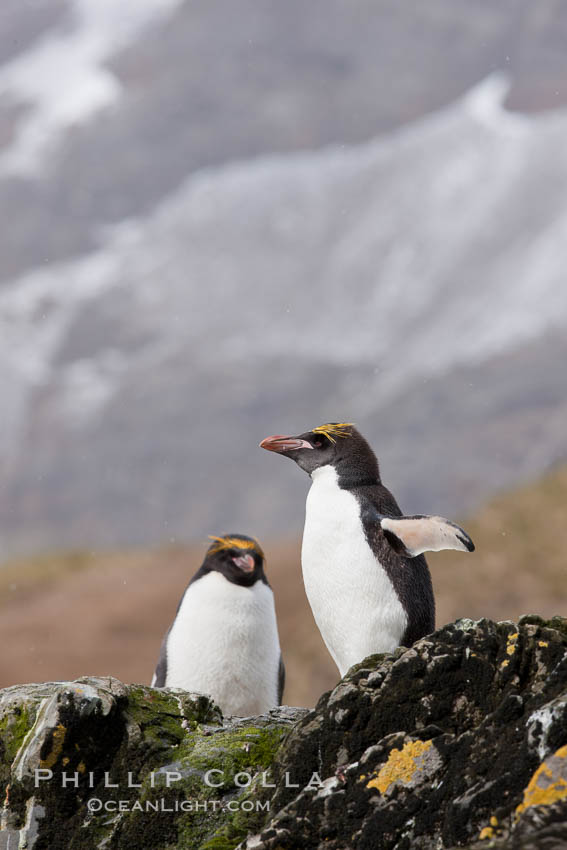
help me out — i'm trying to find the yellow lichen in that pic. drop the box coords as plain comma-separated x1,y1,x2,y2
501,660,509,668
538,641,549,648
366,740,433,793
479,815,499,840
515,744,567,817
506,632,519,655
40,723,66,769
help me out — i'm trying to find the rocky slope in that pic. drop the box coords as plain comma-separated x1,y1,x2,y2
1,616,567,849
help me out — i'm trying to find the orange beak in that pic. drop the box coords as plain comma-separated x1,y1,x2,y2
259,434,313,453
232,554,255,572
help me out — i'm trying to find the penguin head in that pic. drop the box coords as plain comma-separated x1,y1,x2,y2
260,422,380,482
202,533,268,587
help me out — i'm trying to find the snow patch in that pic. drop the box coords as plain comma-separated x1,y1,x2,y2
0,0,184,176
461,72,527,135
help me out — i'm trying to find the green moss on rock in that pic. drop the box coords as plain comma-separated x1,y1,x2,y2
0,704,32,764
184,725,285,787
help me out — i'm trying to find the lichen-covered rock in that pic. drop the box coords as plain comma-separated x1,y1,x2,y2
2,618,567,850
239,616,567,850
0,677,307,849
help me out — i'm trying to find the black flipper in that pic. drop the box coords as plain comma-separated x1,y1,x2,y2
277,654,285,705
152,633,169,687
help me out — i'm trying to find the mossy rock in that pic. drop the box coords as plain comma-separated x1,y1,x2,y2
0,677,306,850
2,618,567,849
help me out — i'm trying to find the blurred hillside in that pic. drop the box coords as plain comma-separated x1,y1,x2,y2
1,462,566,707
0,1,567,557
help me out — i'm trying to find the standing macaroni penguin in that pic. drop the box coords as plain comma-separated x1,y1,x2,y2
260,424,474,676
152,534,284,716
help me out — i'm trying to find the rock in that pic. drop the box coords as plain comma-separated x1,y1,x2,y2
240,616,567,850
0,676,307,849
1,618,567,849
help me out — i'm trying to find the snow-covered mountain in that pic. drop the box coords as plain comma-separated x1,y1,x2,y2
0,1,566,556
2,0,567,282
1,75,566,555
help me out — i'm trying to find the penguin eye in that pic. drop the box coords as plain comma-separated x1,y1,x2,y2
311,434,330,449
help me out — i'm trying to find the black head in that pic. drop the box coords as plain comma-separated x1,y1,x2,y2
196,533,268,588
260,422,380,486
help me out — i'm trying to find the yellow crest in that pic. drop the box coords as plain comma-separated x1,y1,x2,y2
207,535,265,560
311,422,355,443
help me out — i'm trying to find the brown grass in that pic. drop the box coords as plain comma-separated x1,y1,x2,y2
1,464,566,708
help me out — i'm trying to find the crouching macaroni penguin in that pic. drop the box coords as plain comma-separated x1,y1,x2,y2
260,423,474,677
152,534,284,716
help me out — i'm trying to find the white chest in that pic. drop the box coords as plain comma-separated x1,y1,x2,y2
165,572,281,716
301,466,407,676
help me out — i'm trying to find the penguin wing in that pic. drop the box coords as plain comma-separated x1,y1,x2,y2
380,515,475,558
278,655,285,705
152,632,170,687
